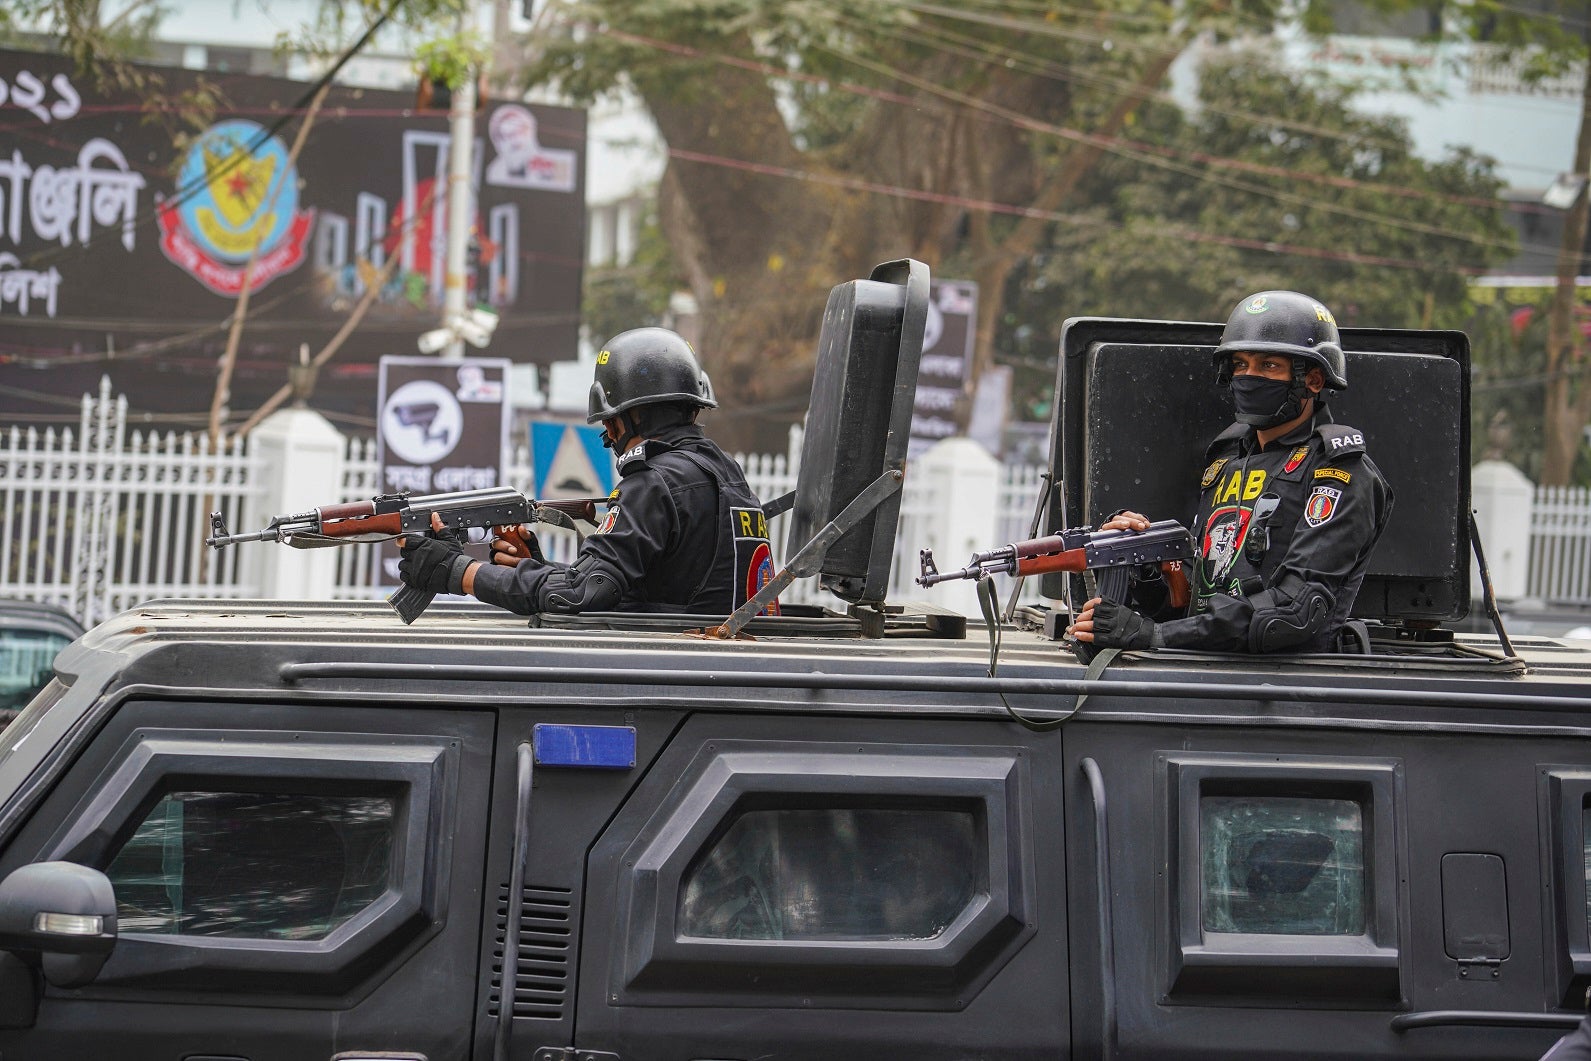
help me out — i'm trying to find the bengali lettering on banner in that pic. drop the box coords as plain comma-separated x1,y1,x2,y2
910,279,979,459
0,48,586,426
376,356,511,587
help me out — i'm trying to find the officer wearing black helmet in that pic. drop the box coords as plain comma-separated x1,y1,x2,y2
1069,290,1393,653
397,327,779,615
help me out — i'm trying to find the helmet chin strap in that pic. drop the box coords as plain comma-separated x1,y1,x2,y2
602,410,643,452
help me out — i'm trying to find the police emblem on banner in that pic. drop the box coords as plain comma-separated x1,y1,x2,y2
1305,486,1341,528
156,119,314,296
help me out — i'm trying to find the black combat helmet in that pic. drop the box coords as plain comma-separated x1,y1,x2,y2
1213,290,1349,391
587,327,717,424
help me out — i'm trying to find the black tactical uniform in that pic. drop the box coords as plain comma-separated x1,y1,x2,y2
1542,1017,1591,1061
1091,290,1394,654
398,326,778,617
1136,409,1392,652
471,421,776,615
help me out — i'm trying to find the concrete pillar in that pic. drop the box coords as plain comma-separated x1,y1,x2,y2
243,408,346,600
1470,459,1534,601
915,438,1002,617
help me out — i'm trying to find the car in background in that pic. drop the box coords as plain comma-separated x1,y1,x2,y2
0,598,84,722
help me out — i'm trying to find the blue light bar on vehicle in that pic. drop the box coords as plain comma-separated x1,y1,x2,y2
532,724,637,769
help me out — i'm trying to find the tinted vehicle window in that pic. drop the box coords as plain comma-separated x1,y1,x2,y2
1202,795,1365,935
104,791,394,940
680,807,978,941
0,628,73,713
1583,804,1591,937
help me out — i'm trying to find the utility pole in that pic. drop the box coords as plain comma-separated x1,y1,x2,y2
440,0,478,361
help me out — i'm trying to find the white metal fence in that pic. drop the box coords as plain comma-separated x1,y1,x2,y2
20,381,1591,625
1528,486,1591,604
2,381,1045,625
2,381,255,626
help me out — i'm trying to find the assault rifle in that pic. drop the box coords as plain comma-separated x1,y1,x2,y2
916,518,1195,607
206,487,608,624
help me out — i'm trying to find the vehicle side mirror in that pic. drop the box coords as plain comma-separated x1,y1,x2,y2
0,862,117,988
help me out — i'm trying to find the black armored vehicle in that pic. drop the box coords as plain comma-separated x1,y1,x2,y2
1,267,1590,1061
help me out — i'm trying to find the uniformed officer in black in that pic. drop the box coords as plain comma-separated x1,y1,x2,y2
1069,290,1393,653
1540,1013,1591,1061
397,327,779,615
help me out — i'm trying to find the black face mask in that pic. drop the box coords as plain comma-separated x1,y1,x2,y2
1230,375,1304,429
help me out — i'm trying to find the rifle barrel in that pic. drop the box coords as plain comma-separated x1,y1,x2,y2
206,527,282,548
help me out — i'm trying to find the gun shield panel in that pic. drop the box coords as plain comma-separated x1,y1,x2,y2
1046,318,1470,623
785,259,929,605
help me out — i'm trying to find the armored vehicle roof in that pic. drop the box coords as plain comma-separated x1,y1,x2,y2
22,599,1591,740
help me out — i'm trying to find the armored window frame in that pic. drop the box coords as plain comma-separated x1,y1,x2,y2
608,741,1034,1010
38,728,456,996
1540,767,1591,1009
1164,753,1403,1002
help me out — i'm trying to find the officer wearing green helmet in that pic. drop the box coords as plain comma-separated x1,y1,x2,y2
398,327,779,615
1069,290,1393,653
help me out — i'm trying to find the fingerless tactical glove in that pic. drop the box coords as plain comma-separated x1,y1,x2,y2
1090,598,1157,651
399,534,472,595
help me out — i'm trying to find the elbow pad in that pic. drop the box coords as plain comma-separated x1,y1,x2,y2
540,559,625,614
1246,583,1334,653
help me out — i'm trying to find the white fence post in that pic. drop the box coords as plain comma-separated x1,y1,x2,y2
1472,459,1534,600
244,408,346,600
905,439,1002,616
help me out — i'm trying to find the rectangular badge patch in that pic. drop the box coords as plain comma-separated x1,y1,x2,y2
730,505,780,615
1314,467,1351,484
1304,485,1342,528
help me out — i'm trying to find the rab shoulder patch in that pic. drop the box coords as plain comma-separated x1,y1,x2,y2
1304,486,1341,528
596,506,620,534
616,442,652,473
1314,466,1351,484
1201,457,1230,488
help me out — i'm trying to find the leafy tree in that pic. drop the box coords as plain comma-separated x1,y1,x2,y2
1001,53,1516,423
584,206,689,344
1481,2,1591,485
522,1,1291,445
520,0,1520,450
1342,0,1591,482
1,0,168,70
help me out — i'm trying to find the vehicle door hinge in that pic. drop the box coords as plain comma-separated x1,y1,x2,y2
1456,957,1504,982
533,1049,619,1061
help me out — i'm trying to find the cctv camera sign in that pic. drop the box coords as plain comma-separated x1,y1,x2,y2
378,356,510,495
377,355,510,584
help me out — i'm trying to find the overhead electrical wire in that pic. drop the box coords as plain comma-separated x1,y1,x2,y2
1,166,456,370
663,144,1485,273
604,25,1525,260
10,0,407,275
874,12,1550,208
821,40,1525,254
1,1,1560,374
917,0,1589,129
